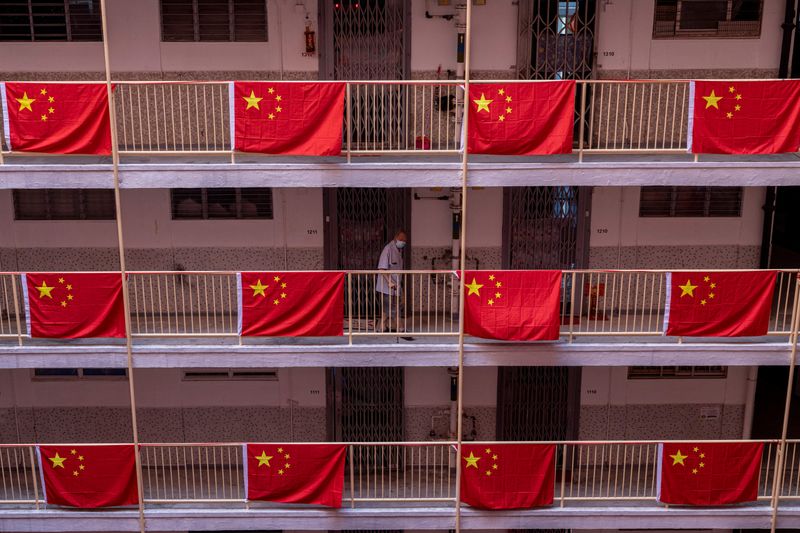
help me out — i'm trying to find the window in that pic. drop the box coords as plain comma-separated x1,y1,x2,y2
0,0,102,41
653,0,762,38
33,368,127,380
182,369,278,381
628,366,728,379
639,186,742,217
171,188,273,219
13,189,116,220
160,0,268,42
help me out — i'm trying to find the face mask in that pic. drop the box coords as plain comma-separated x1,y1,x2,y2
395,240,406,249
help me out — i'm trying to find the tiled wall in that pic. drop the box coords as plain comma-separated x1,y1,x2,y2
589,245,761,269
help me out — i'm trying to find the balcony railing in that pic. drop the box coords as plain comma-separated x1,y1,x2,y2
0,440,797,509
0,269,796,344
0,79,732,160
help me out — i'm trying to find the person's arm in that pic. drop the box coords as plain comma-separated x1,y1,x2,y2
377,246,396,292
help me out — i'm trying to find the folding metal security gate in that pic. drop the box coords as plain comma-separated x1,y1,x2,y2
319,0,410,150
327,367,405,442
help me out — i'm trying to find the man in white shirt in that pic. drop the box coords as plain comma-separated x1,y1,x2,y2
376,230,407,333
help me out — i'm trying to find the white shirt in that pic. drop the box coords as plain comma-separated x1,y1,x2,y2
376,240,404,294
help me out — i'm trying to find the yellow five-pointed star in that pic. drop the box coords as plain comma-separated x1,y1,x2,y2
678,279,697,298
48,452,67,468
465,278,484,296
243,90,263,110
702,90,723,110
36,281,55,299
670,449,688,466
463,451,481,468
473,93,493,113
15,92,35,112
255,451,273,467
250,279,268,297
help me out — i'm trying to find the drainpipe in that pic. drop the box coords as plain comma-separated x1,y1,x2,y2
742,366,758,438
779,0,798,78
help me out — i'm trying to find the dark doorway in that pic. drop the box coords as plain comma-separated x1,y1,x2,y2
750,366,800,439
761,186,800,269
327,367,404,442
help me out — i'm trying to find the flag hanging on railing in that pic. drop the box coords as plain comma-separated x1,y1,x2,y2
246,443,346,507
688,80,800,154
460,443,555,509
657,442,763,506
1,82,112,155
23,273,126,339
463,270,562,341
238,271,344,336
467,81,575,155
663,270,776,337
232,82,345,155
38,444,138,508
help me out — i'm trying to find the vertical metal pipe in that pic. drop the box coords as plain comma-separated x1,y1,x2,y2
346,83,352,163
454,1,473,531
98,2,145,532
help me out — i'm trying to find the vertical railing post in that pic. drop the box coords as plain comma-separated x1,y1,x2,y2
347,272,353,345
29,446,40,510
560,443,568,507
349,444,356,508
11,274,23,346
770,274,800,533
568,271,577,343
346,83,352,164
578,82,587,163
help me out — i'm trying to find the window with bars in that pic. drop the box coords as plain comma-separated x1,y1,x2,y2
0,0,102,41
653,0,762,38
160,0,268,42
33,368,128,380
13,189,116,220
182,368,279,381
171,188,273,219
628,366,728,379
638,186,742,217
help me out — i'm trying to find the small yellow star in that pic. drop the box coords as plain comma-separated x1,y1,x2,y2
506,107,512,114
278,469,284,475
710,283,716,289
726,112,733,119
48,107,54,114
36,282,55,299
285,463,291,468
242,90,263,110
276,95,282,101
699,453,705,458
488,275,495,281
281,282,287,289
498,115,505,122
48,96,54,103
73,470,79,476
678,280,697,298
492,454,497,460
255,451,273,467
670,450,688,466
273,299,280,305
41,114,48,121
734,104,741,111
276,106,282,112
250,279,268,297
703,276,710,282
473,93,493,113
464,451,481,468
284,453,290,459
465,278,483,296
729,86,735,93
40,88,47,95
67,294,73,301
268,87,275,94
66,284,72,290
268,113,275,120
708,292,715,299
700,299,707,305
735,93,742,100
495,292,501,299
48,453,67,468
692,468,698,474
277,448,283,453
15,92,35,112
61,301,67,307
79,464,85,470
485,448,492,454
281,293,287,299
492,464,498,469
495,281,502,288
505,96,512,103
78,455,84,461
70,449,76,455
274,276,281,282
485,470,492,476
488,299,495,305
699,462,705,468
693,447,699,452
498,88,505,95
702,90,723,110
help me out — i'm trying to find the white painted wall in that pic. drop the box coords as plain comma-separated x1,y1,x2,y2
405,366,497,407
590,186,765,248
581,366,748,407
596,0,784,74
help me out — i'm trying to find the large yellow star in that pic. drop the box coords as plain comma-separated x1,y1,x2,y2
250,279,268,297
15,91,35,112
243,90,263,110
473,93,493,113
48,452,67,468
670,449,688,466
465,278,484,296
463,451,481,469
36,281,55,299
702,90,723,110
678,279,697,298
255,451,273,467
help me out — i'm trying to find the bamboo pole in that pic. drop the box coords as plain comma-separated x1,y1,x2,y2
98,2,146,532
454,1,473,532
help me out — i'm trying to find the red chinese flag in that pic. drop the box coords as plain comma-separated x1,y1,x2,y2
460,443,555,509
690,80,800,154
239,272,344,336
464,270,562,341
247,443,346,507
664,271,776,337
39,445,138,508
467,81,575,155
233,82,344,155
3,82,112,154
659,442,763,506
25,273,126,339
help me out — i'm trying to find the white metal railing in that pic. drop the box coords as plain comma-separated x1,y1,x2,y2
2,79,742,159
1,440,796,508
0,269,797,343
